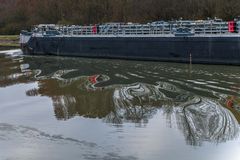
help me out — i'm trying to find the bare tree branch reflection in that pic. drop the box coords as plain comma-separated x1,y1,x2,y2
162,97,239,146
0,53,239,146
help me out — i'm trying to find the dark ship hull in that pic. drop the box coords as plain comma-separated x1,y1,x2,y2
21,35,240,65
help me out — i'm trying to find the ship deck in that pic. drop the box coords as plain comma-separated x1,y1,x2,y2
34,33,240,38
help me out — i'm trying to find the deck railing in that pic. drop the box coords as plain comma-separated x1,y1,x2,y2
34,19,239,36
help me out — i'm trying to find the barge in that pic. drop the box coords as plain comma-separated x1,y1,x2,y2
20,18,240,65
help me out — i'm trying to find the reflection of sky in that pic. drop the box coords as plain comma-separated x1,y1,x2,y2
0,82,240,160
0,83,39,108
120,112,240,160
1,50,240,160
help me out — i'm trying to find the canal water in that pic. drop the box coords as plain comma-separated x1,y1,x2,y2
0,49,240,160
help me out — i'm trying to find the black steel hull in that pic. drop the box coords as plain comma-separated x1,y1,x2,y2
22,36,240,65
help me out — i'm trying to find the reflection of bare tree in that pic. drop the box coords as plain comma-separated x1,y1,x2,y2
25,74,240,147
23,61,240,146
2,53,239,146
52,95,77,120
34,76,115,120
32,77,162,123
104,82,181,125
26,88,39,96
163,97,239,146
104,105,157,125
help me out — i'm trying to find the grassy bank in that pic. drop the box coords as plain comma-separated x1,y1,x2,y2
0,35,18,40
0,35,19,48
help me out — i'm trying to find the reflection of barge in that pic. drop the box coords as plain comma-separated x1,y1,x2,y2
20,18,240,65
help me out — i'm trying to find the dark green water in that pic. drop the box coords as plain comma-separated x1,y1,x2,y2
0,49,240,160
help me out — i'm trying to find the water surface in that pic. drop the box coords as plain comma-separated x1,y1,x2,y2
0,49,240,160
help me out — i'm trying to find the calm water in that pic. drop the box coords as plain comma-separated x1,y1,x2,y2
0,49,240,160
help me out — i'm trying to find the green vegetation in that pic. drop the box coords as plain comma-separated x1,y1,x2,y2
0,43,19,47
0,35,19,47
0,0,240,35
0,35,19,40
